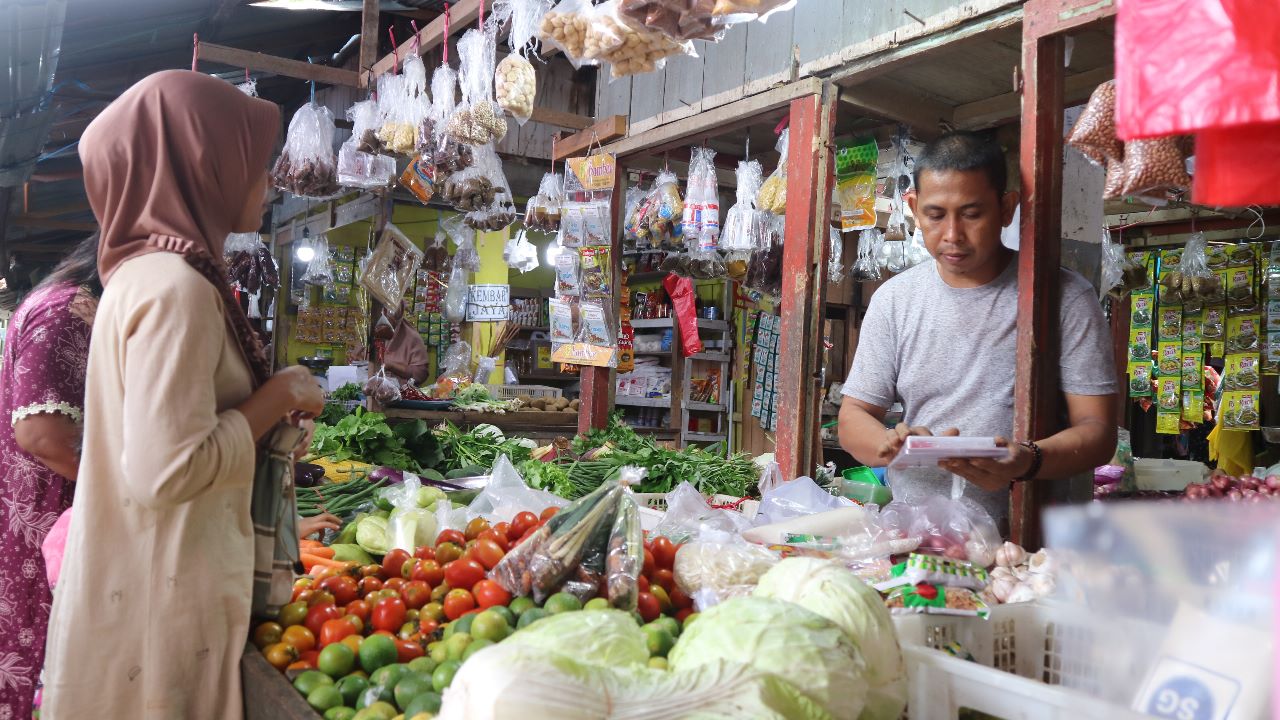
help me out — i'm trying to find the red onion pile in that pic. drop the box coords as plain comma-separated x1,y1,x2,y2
1183,472,1280,502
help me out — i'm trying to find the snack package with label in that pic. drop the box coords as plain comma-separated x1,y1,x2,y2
756,129,788,215
874,553,990,592
884,582,990,619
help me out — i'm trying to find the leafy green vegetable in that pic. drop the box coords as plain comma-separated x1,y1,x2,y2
505,609,648,668
434,421,533,473
311,408,420,472
317,384,364,425
452,384,515,413
330,383,362,401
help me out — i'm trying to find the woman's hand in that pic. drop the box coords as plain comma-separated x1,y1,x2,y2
298,513,341,540
293,418,316,461
271,366,325,417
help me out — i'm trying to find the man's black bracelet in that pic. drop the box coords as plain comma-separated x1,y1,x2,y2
1015,441,1042,482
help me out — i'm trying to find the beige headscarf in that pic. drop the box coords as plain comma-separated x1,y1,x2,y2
79,70,280,384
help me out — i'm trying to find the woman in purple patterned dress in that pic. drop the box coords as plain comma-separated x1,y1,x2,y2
0,235,99,720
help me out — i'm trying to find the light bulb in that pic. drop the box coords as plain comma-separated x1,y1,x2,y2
295,245,315,262
545,242,562,266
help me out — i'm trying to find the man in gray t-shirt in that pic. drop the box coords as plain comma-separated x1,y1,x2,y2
838,132,1118,527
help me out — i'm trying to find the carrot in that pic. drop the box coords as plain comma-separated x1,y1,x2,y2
299,539,326,551
302,544,335,559
301,553,345,573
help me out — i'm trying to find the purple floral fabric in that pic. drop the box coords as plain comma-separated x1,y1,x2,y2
0,283,94,720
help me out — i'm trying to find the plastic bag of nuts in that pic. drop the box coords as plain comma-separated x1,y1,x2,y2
446,25,509,147
1067,80,1123,167
271,102,339,198
589,0,691,79
1120,136,1192,197
495,54,536,125
525,172,565,232
617,0,724,42
538,0,599,68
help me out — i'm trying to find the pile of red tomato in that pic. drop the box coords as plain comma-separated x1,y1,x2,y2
255,506,692,673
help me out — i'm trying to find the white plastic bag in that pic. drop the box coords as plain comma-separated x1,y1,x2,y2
338,97,397,189
755,475,854,525
385,475,440,552
444,262,469,322
447,24,508,146
651,482,756,543
467,454,568,522
271,102,338,198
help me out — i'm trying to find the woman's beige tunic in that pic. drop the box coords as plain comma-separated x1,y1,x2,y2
43,253,257,719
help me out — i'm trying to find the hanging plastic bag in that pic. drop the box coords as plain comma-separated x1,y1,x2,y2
427,62,472,173
851,228,883,282
363,365,402,406
447,24,508,146
744,221,783,297
827,226,844,284
836,137,878,232
755,475,855,525
444,262,469,322
679,146,723,277
617,0,724,42
538,0,600,69
377,57,427,155
493,0,543,123
386,475,440,552
710,0,795,24
899,479,1001,567
589,0,692,79
663,274,704,356
505,229,540,272
648,170,685,250
468,454,568,522
906,227,930,267
338,99,397,189
653,482,757,543
271,102,339,198
1119,136,1192,198
721,159,764,281
360,223,425,308
300,233,335,290
460,145,518,231
526,172,565,232
1066,80,1122,167
756,129,788,215
441,213,482,271
1100,231,1127,300
1160,232,1222,304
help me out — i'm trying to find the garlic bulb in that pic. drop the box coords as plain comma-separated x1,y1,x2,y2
995,541,1028,568
988,576,1018,603
990,566,1015,581
1005,582,1037,604
965,539,996,568
1028,548,1057,576
1014,567,1031,582
1029,573,1056,598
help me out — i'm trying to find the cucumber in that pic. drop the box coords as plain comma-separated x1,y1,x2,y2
446,465,486,480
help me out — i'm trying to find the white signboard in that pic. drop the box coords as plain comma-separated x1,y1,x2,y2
466,284,510,322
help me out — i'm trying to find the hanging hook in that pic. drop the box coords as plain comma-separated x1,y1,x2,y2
1246,205,1266,240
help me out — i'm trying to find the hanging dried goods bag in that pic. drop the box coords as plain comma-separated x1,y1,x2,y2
617,0,723,42
360,223,426,308
756,128,789,215
375,72,418,156
272,102,339,198
1067,80,1123,167
493,0,547,124
710,0,794,23
427,61,472,172
538,0,598,68
447,24,509,146
1120,136,1192,198
526,172,565,232
338,98,397,189
588,0,690,79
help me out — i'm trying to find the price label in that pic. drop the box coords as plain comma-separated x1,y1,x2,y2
1135,658,1240,720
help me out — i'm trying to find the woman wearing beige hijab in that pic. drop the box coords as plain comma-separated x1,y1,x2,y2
41,70,324,719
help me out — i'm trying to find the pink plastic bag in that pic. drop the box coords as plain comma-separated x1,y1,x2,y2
1115,0,1280,139
42,508,72,589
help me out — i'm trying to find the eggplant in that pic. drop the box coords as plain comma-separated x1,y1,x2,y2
369,466,405,484
294,462,325,488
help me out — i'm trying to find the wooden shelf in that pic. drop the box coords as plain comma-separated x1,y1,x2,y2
685,401,726,412
630,317,674,329
615,395,672,408
683,432,727,443
633,349,671,356
628,270,670,284
696,318,730,331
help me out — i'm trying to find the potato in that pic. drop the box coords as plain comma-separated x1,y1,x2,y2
569,399,580,411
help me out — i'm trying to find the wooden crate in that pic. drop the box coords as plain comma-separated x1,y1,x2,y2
241,643,319,720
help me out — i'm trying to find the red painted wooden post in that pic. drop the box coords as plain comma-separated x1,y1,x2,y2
776,88,836,480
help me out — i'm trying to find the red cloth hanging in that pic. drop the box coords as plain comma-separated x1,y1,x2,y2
1194,123,1280,205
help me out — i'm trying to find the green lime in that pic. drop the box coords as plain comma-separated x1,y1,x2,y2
318,643,357,678
470,610,511,643
365,701,397,719
544,592,583,614
324,707,356,720
369,663,409,692
442,632,472,662
445,613,476,639
487,604,517,627
432,659,462,693
358,635,398,675
404,691,443,718
461,638,494,661
641,624,676,658
335,675,369,707
307,685,344,713
682,612,700,631
393,672,435,712
428,641,446,665
648,656,669,670
293,670,335,697
583,597,611,611
354,682,393,710
508,596,536,617
407,656,438,676
516,607,550,629
653,616,680,638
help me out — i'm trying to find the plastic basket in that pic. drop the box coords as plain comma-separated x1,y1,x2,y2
485,384,563,400
631,492,759,522
895,602,1152,720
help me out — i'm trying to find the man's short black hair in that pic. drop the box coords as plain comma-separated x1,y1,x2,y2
913,131,1007,194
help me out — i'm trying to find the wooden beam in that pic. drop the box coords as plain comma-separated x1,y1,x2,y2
838,82,952,140
1024,0,1116,39
1012,22,1066,549
358,0,380,88
529,107,594,132
776,84,836,481
26,200,91,219
954,65,1113,129
29,168,82,183
601,78,823,160
197,42,359,87
365,0,482,85
11,216,97,232
551,115,628,162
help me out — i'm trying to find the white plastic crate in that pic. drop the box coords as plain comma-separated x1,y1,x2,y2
484,383,563,400
631,492,760,522
895,602,1152,720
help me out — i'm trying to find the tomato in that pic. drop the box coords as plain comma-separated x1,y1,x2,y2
299,649,320,666
508,511,537,539
278,601,309,628
286,659,312,672
649,585,672,612
343,614,364,634
340,634,362,655
540,506,559,522
319,575,359,606
472,579,511,609
435,542,463,565
637,575,650,593
411,559,444,587
358,577,383,596
472,538,506,570
421,601,445,623
307,590,336,608
518,527,540,545
477,528,509,552
360,563,383,578
401,558,420,580
384,577,407,593
395,638,426,663
264,642,298,670
443,559,486,591
413,545,436,562
401,580,432,610
464,517,491,541
669,586,693,610
436,529,466,548
304,603,343,639
430,583,451,603
319,617,356,647
382,549,411,579
374,588,400,603
442,589,476,620
636,593,661,622
252,621,284,650
282,624,316,653
492,521,512,543
651,537,677,570
674,607,694,623
642,549,656,577
293,577,313,591
399,621,418,640
293,588,315,605
419,618,440,636
371,596,408,634
651,569,676,594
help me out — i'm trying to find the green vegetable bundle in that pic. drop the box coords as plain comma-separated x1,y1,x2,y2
308,409,440,472
434,421,533,473
296,476,390,518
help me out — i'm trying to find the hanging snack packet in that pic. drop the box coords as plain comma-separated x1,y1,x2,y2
461,145,518,231
828,226,844,284
360,223,425,308
560,204,586,247
538,0,599,68
443,263,469,323
1066,80,1123,167
617,0,723,41
548,298,576,345
1120,136,1191,198
851,228,884,282
555,250,581,296
582,200,611,246
399,154,437,205
836,137,879,231
650,170,685,246
756,129,788,215
722,159,765,280
588,0,690,79
526,172,565,232
442,214,482,272
579,246,613,299
272,103,339,198
447,25,509,146
884,583,990,619
300,234,336,291
339,99,397,190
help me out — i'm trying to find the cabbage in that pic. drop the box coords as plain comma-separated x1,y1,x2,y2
388,506,438,551
355,515,390,556
668,596,867,720
754,558,907,720
502,609,648,667
438,642,833,720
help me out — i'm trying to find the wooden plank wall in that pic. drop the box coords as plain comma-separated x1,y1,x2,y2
596,0,1020,131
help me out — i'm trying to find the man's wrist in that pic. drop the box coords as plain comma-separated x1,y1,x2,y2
1015,441,1042,481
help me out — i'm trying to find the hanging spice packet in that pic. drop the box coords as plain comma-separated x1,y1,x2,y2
885,583,990,619
548,298,576,345
579,246,612,299
555,250,581,296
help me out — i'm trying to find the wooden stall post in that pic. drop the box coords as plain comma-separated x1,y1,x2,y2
775,85,836,480
1014,0,1117,547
